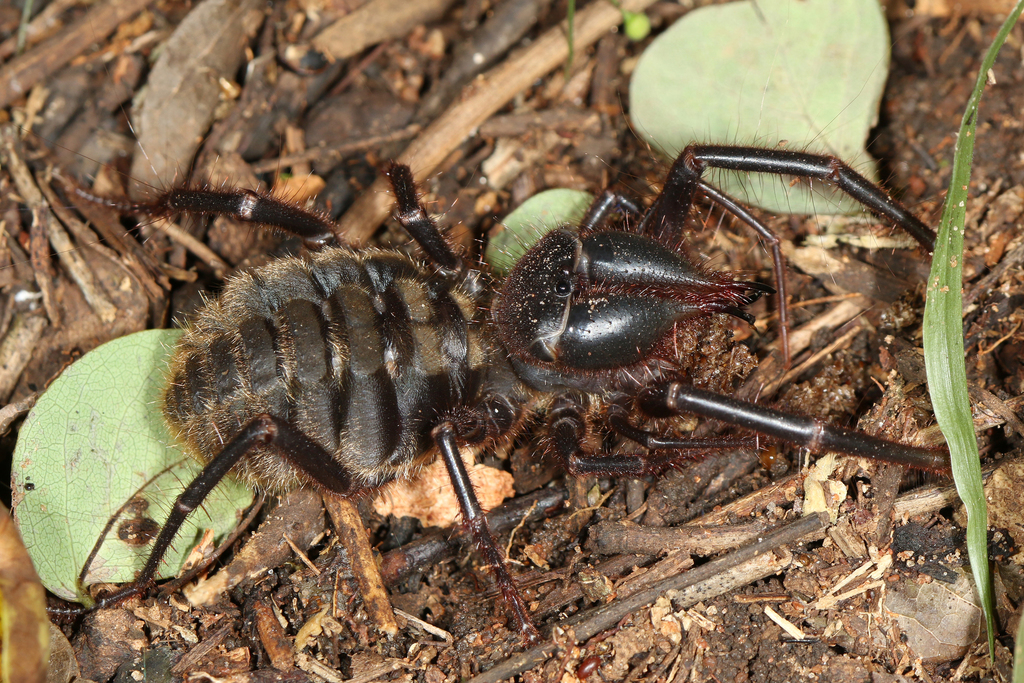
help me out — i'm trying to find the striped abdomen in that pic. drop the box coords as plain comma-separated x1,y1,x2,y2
163,247,485,494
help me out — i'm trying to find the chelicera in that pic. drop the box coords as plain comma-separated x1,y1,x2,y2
68,145,946,643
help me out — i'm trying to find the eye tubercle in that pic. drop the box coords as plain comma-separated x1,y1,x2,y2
493,229,581,363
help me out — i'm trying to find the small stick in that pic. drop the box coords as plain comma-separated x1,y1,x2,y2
393,607,453,644
764,605,807,640
892,467,995,519
587,517,774,557
738,296,872,400
170,623,232,675
149,218,230,279
768,323,864,398
0,0,80,61
379,487,566,585
159,494,265,597
0,314,47,402
254,596,294,670
283,533,320,575
312,0,455,61
691,473,805,528
184,489,324,607
32,170,119,323
0,395,37,435
249,125,421,175
322,493,398,638
55,170,171,298
1,126,60,325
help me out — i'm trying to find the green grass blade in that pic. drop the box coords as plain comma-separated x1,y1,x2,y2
565,0,575,79
923,1,1024,658
1015,609,1024,682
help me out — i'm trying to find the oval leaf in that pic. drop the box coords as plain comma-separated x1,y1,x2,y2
485,189,593,275
630,0,889,215
11,329,254,602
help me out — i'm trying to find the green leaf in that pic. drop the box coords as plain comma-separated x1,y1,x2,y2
11,329,254,603
922,1,1024,659
629,0,889,215
485,189,593,276
1015,596,1024,681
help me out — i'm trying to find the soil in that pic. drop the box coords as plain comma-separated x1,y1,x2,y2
2,1,1024,682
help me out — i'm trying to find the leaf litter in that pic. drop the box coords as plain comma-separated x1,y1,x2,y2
2,0,1024,680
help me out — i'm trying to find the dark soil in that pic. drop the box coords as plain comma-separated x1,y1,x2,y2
3,1,1024,682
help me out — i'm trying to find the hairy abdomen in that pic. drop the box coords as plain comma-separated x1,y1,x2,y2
163,247,483,494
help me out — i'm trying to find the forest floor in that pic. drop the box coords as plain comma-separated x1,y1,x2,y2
3,0,1024,681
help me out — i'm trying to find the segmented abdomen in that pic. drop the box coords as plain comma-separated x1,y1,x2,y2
163,247,484,494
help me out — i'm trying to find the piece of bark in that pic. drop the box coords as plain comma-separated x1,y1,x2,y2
127,0,266,199
184,489,325,606
254,597,295,670
0,0,153,108
587,518,774,557
312,0,457,62
323,494,398,638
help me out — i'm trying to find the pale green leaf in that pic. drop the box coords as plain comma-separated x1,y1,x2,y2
11,329,254,603
629,0,889,215
485,189,593,275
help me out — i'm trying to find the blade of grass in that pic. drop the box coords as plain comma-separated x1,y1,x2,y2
1016,611,1024,683
565,0,575,79
923,2,1024,657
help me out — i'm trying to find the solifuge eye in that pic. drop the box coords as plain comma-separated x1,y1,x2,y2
554,270,574,297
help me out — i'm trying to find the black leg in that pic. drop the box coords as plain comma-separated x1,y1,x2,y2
606,401,757,452
547,395,754,478
432,421,541,644
638,145,935,252
697,181,792,365
136,188,337,250
579,190,643,232
385,163,464,276
88,414,353,611
634,145,935,367
68,180,339,249
89,415,278,609
638,382,949,471
263,417,354,495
